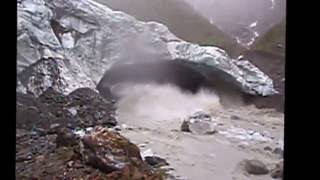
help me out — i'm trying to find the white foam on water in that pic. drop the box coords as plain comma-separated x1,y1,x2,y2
115,83,222,128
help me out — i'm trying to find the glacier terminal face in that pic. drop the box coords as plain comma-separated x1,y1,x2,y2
17,0,277,96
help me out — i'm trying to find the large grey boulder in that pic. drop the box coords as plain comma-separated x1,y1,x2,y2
17,0,277,96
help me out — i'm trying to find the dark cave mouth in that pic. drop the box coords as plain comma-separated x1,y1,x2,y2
95,60,251,108
95,60,283,112
96,60,215,97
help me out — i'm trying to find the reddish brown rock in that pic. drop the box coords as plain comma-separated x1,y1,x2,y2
16,127,164,179
80,127,163,178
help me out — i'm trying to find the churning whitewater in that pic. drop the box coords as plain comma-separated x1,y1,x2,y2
114,82,284,180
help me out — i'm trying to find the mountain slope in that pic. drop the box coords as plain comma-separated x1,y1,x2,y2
252,19,286,57
183,0,286,49
94,0,245,57
241,19,286,112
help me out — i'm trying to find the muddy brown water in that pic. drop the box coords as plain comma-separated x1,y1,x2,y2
113,83,284,180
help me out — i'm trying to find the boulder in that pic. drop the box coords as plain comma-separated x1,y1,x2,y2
65,88,117,127
56,127,78,148
145,156,169,168
244,159,269,175
273,147,284,157
80,127,163,179
80,127,142,173
180,110,217,135
181,120,191,133
270,161,283,179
